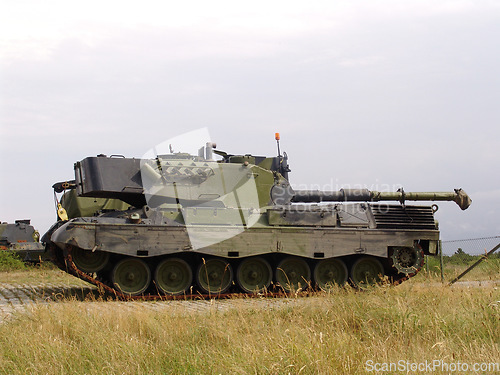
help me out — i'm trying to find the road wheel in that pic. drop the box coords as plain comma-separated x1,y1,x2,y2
236,257,272,293
111,258,151,296
350,257,384,287
154,258,192,295
196,258,233,294
314,258,348,290
276,257,311,293
72,247,109,273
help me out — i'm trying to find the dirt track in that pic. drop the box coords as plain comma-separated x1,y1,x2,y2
0,283,94,322
0,282,307,323
1,279,498,324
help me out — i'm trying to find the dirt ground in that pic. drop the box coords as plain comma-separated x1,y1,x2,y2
0,281,313,323
1,278,498,324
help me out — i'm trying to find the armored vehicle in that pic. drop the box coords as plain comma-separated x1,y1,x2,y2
1,220,46,262
43,138,471,296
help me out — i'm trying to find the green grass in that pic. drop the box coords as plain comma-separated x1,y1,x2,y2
0,252,26,272
421,255,500,282
0,254,87,286
0,283,498,374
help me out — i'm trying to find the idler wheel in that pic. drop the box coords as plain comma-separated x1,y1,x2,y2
236,257,272,293
154,258,193,295
314,258,348,290
391,246,424,275
196,259,233,294
350,257,384,287
71,247,109,273
276,257,311,293
111,258,151,296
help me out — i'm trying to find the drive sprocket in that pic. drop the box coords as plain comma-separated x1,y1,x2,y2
390,246,424,275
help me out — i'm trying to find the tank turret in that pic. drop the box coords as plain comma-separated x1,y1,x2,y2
61,147,471,212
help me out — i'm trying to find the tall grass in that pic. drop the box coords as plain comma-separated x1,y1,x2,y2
0,283,498,374
421,255,500,282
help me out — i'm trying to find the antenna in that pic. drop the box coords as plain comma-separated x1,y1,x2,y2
275,132,281,157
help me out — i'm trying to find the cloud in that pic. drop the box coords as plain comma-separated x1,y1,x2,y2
338,56,385,67
3,0,498,65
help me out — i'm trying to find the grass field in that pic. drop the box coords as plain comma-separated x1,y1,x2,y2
0,260,498,374
423,253,500,283
0,257,86,286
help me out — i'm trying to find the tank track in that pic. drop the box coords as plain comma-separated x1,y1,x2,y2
51,244,423,301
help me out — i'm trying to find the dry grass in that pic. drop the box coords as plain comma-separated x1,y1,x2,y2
0,282,498,374
0,263,88,287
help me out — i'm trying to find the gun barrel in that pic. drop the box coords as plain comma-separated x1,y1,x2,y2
372,189,471,210
292,188,471,210
293,189,371,203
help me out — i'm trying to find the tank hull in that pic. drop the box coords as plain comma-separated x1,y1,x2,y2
52,216,438,259
48,203,438,296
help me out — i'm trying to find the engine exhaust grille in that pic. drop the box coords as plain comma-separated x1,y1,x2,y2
371,204,436,230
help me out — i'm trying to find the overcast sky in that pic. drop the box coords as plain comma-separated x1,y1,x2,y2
1,0,499,242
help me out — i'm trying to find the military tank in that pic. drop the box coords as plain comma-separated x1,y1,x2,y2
42,137,471,297
1,220,46,262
